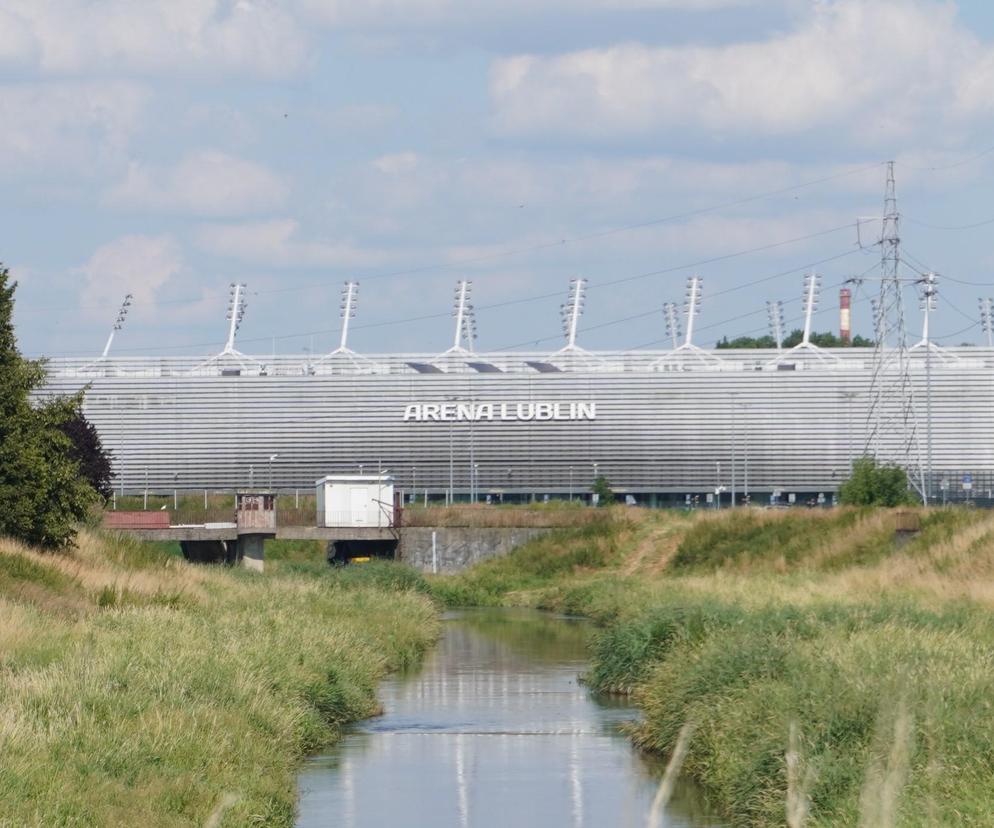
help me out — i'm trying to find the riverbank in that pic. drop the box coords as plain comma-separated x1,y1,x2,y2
0,531,437,826
431,506,994,826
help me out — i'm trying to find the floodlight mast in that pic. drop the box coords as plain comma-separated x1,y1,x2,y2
766,300,785,351
980,297,994,348
683,274,702,348
801,272,819,346
447,280,477,353
314,281,377,371
561,278,586,350
101,294,133,359
650,275,723,369
916,273,937,347
338,281,358,352
191,282,263,374
663,302,681,349
911,273,956,363
767,273,840,367
223,282,247,355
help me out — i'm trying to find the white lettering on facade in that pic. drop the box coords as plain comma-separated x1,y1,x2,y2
402,401,596,422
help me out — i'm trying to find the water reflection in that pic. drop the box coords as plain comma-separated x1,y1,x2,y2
296,608,720,828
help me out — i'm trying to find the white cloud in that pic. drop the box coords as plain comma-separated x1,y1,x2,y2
490,0,994,143
0,81,147,173
372,152,421,174
297,0,755,28
75,235,184,319
106,151,289,217
197,219,391,268
0,0,309,78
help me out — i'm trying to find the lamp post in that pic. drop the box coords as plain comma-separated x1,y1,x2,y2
732,394,737,509
173,472,179,510
839,391,859,477
715,462,721,510
268,454,279,491
144,466,149,511
569,465,574,502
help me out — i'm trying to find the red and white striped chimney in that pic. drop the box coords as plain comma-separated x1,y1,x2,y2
839,287,852,344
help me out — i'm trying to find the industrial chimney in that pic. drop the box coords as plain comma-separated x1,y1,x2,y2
839,287,852,345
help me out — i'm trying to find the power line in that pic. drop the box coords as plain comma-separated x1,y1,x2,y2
904,214,994,231
898,144,994,172
21,164,884,317
489,248,862,351
41,222,860,357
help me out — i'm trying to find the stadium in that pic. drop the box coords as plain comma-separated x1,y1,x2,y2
37,275,994,508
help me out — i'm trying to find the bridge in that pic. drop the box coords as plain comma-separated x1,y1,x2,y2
103,492,400,571
101,495,606,572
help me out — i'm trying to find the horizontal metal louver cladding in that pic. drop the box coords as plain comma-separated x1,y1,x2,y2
35,349,994,497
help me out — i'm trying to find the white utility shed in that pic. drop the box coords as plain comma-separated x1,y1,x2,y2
315,474,395,528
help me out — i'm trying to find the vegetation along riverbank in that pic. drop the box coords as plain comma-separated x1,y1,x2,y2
431,505,994,827
0,531,437,826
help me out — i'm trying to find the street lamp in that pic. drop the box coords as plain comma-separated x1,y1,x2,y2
715,461,721,509
444,395,458,506
569,465,574,501
473,463,480,503
173,472,179,510
268,454,279,490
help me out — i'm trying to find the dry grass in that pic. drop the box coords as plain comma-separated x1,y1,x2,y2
433,504,994,826
0,529,438,826
402,503,612,528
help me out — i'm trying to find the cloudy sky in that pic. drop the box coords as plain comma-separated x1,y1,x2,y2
6,0,994,358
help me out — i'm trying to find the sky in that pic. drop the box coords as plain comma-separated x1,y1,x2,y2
7,0,994,358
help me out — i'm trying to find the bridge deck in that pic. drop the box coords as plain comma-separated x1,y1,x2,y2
118,526,397,543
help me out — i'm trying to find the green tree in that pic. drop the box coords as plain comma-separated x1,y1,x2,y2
838,456,916,507
715,329,875,349
0,266,96,547
591,475,614,506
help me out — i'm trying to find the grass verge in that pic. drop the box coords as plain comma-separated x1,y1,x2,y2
430,506,994,826
0,530,438,826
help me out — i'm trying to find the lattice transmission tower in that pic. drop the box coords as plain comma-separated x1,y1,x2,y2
861,161,927,501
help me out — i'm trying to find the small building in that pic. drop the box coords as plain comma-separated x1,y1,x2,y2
316,474,395,528
236,492,276,533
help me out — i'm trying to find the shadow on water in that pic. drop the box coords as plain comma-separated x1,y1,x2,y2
296,608,722,828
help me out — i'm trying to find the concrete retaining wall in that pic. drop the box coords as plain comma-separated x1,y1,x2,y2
399,527,550,573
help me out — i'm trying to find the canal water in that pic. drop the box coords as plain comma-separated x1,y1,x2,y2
296,608,721,828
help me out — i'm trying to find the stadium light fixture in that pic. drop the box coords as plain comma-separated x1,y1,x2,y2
100,293,133,359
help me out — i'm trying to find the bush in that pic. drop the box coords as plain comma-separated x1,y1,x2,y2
839,456,916,507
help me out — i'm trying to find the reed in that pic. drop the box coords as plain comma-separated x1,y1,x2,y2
431,505,994,826
0,529,438,826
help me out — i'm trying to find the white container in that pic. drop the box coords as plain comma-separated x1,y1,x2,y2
315,474,395,528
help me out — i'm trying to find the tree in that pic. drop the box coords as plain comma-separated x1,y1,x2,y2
838,456,916,507
590,475,614,506
715,329,875,349
59,410,114,499
0,266,96,548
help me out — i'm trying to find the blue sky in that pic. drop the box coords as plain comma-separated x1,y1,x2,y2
6,0,994,357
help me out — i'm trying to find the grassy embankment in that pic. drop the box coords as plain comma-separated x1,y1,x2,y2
0,531,436,826
431,506,994,826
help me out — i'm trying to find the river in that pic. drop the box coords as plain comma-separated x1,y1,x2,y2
296,608,721,828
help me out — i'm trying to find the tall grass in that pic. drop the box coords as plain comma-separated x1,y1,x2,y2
0,530,438,826
430,505,994,826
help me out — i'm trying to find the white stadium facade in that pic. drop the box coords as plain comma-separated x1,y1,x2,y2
37,337,994,507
